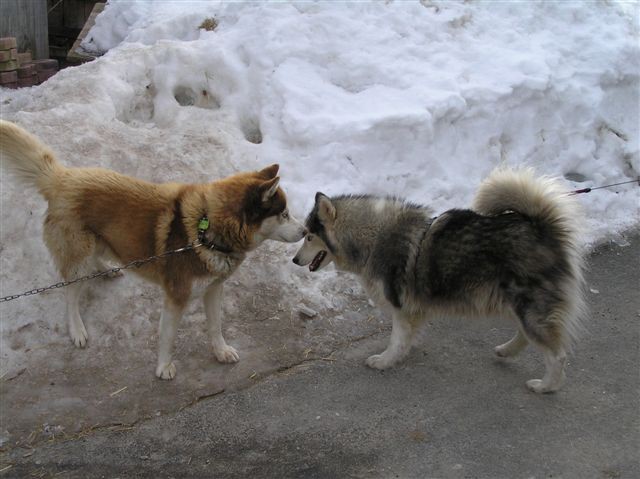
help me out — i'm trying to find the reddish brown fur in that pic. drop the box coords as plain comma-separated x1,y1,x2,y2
42,165,285,307
0,120,303,377
0,118,284,307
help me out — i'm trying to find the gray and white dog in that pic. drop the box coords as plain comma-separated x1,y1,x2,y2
293,168,585,393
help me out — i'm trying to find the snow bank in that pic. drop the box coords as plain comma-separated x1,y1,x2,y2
77,0,639,229
1,1,638,370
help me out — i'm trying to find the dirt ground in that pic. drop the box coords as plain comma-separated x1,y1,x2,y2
1,233,638,478
0,241,389,451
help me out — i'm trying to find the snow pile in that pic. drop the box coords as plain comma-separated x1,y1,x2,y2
1,1,638,370
77,0,639,226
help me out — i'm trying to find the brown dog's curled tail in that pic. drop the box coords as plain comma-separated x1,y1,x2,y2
0,120,64,196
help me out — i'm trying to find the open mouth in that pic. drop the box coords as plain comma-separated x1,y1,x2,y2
309,250,327,272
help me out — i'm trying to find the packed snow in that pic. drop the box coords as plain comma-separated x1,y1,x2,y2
1,1,638,372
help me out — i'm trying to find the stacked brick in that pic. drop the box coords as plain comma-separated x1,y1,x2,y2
0,37,19,88
0,37,60,89
33,59,59,84
18,54,38,87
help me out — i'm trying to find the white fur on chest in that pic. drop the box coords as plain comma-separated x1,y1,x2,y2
190,252,244,297
204,252,243,275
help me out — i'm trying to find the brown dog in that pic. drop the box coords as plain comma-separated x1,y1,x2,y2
0,120,305,379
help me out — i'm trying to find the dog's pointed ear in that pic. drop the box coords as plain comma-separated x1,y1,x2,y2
315,192,336,222
256,164,279,180
260,177,280,202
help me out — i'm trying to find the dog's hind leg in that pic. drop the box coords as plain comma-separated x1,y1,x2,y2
65,282,89,348
366,310,413,370
93,241,123,278
526,347,567,393
156,297,185,380
204,280,239,364
494,329,529,358
513,301,568,393
44,219,97,348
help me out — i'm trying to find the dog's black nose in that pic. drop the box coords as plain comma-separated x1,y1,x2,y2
292,257,300,265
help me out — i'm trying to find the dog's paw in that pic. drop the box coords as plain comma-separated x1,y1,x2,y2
214,344,239,364
494,344,516,358
526,379,557,394
494,336,527,358
365,353,393,370
70,323,88,348
156,362,177,380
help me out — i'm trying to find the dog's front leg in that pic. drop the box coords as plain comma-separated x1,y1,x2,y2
204,280,239,363
155,297,185,380
366,310,413,369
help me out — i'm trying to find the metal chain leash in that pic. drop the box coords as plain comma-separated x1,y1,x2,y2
0,242,204,303
1,180,637,304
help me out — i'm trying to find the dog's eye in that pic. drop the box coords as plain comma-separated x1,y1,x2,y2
306,235,313,242
281,211,289,220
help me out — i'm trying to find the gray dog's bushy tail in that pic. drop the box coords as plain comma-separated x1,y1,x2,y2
473,167,586,348
0,120,65,197
473,167,578,227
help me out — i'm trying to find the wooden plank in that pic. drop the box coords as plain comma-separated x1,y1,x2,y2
67,2,105,64
0,0,49,60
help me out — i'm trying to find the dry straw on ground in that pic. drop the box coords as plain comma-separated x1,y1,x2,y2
199,18,218,32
